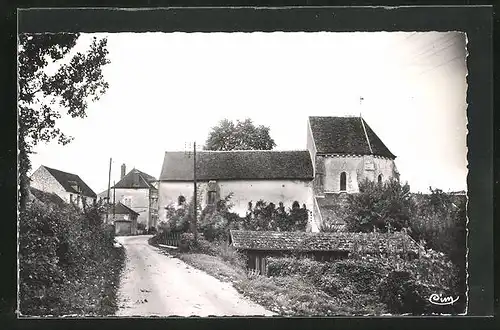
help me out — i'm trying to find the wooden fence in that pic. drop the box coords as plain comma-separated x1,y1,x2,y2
165,232,181,247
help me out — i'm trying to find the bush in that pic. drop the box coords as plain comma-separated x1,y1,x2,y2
179,232,197,252
344,179,413,233
19,199,124,316
374,248,462,315
212,240,247,268
266,257,382,298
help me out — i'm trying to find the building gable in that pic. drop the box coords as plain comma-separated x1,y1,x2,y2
112,169,157,190
31,166,97,198
308,116,396,159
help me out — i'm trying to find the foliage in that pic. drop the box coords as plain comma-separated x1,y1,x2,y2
203,118,276,151
344,178,413,233
377,248,461,315
198,193,241,241
18,33,110,210
179,233,197,252
161,197,197,234
197,195,311,243
19,199,124,316
266,242,464,315
211,239,247,268
242,200,309,232
408,189,467,267
266,257,383,298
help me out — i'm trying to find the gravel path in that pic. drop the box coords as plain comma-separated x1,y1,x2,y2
114,235,274,317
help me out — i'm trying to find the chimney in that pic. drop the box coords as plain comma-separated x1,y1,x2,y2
121,164,126,179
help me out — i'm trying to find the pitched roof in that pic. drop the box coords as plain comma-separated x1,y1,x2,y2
29,186,66,206
230,230,419,254
159,150,314,181
112,169,157,189
308,116,396,159
42,166,97,198
105,202,140,216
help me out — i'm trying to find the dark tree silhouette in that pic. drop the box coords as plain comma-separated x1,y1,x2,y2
18,33,110,210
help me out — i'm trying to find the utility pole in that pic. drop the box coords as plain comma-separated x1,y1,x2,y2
106,158,112,223
193,141,198,243
113,181,116,220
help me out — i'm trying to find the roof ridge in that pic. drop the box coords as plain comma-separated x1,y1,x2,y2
360,117,374,154
165,149,309,153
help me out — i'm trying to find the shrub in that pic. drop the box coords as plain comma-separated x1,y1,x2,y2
212,239,247,269
375,247,462,315
19,199,124,316
179,232,197,252
344,179,413,233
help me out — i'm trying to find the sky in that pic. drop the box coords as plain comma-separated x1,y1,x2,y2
28,32,468,194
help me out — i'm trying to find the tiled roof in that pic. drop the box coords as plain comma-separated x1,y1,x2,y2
159,150,314,181
105,202,140,216
230,230,420,254
309,116,396,159
42,166,97,198
29,187,66,206
112,169,157,189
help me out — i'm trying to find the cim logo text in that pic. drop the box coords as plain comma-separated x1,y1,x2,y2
428,293,459,306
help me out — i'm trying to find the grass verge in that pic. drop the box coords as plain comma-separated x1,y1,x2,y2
159,248,385,316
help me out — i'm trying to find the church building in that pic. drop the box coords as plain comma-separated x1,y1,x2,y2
157,116,398,232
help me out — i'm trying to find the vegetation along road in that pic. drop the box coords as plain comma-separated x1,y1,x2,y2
115,235,274,317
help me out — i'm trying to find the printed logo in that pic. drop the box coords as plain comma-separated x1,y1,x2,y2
428,293,459,306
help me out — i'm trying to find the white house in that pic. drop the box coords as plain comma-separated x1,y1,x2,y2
157,150,317,230
98,164,158,228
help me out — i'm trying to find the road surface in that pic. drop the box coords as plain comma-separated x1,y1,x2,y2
114,235,274,317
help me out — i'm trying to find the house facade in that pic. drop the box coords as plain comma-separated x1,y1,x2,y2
29,165,97,208
307,116,399,229
106,164,159,229
157,150,316,231
102,202,139,236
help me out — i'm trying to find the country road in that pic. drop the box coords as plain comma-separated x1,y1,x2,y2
114,235,274,317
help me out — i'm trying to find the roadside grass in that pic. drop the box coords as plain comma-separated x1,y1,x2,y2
157,245,386,316
176,252,246,283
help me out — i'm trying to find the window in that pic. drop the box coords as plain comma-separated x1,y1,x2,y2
378,174,383,184
70,194,73,203
207,180,218,205
340,172,347,191
207,191,217,205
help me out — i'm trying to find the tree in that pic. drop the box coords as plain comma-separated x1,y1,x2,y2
203,118,276,151
344,178,413,233
18,33,110,210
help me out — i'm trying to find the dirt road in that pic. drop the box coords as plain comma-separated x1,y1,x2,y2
114,235,274,317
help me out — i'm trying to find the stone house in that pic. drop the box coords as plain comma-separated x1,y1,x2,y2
158,150,316,230
29,165,97,208
103,164,159,229
103,202,139,236
307,116,399,229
